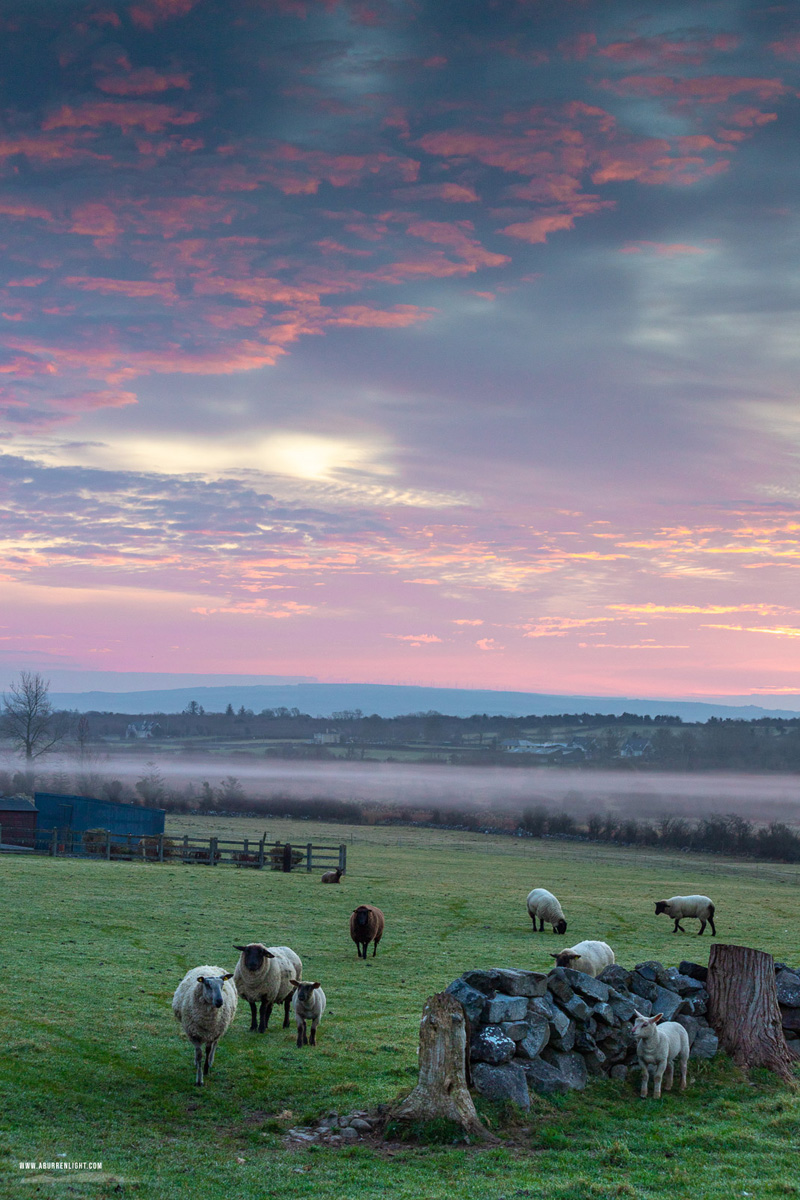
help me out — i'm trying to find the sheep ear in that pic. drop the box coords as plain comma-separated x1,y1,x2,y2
264,950,275,958
222,972,234,981
653,1013,664,1024
290,978,301,987
633,1010,647,1021
197,975,205,983
233,944,247,951
311,982,320,990
549,952,560,958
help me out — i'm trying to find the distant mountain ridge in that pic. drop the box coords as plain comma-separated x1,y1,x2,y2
47,681,800,721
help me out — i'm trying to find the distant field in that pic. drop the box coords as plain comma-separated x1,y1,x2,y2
1,818,799,1200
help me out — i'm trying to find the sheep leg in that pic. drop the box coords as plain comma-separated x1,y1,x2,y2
282,995,292,1028
672,918,685,933
653,1064,666,1099
679,1053,688,1090
698,919,707,936
296,1019,305,1049
205,1040,217,1075
309,1022,317,1046
639,1066,650,1099
193,1042,204,1087
531,916,538,930
248,1000,259,1031
259,1000,273,1033
709,915,717,936
373,933,381,957
663,1061,674,1091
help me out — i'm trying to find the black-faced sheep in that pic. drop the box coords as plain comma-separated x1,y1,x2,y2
550,939,615,976
291,979,326,1047
632,1010,690,1099
350,904,384,958
172,966,237,1086
321,868,344,883
526,887,567,934
654,895,716,936
233,943,302,1032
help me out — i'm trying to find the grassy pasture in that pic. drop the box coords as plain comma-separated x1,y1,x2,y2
1,816,799,1200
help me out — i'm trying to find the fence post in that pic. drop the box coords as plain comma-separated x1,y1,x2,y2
106,830,111,860
244,838,249,861
258,836,265,869
183,834,189,862
339,844,346,872
141,838,146,862
307,842,313,872
127,833,132,857
210,837,218,866
158,834,164,864
51,828,58,857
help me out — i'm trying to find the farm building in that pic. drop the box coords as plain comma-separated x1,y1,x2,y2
0,795,37,848
33,793,165,843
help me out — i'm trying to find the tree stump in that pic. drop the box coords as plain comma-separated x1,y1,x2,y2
391,992,493,1140
707,944,796,1084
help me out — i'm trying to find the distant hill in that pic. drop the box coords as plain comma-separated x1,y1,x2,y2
48,681,800,721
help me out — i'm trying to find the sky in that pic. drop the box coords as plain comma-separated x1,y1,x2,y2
1,0,800,701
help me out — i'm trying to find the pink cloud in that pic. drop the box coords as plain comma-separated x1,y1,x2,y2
43,101,200,134
95,68,192,96
64,276,180,301
394,183,480,202
619,241,707,256
499,213,578,244
129,0,200,30
769,34,800,59
406,220,510,268
601,74,790,105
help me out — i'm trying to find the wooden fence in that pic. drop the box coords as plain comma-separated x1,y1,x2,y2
0,825,346,873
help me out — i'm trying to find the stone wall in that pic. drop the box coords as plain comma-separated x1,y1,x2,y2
446,959,800,1110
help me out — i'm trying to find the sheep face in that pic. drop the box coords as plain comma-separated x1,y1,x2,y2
234,943,275,972
555,918,568,936
293,981,320,1004
197,973,233,1008
654,901,668,916
353,907,371,929
632,1011,664,1039
551,949,580,968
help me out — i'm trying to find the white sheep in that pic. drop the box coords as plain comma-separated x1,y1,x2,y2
526,887,567,934
291,979,326,1047
550,939,615,977
233,943,302,1033
172,966,238,1087
654,895,716,937
632,1010,690,1099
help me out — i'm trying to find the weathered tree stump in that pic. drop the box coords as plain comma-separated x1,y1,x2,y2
391,992,494,1140
707,944,796,1084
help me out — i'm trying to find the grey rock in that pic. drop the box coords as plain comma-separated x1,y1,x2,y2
471,1061,531,1110
515,1018,550,1059
500,1021,530,1042
341,1127,359,1141
780,1006,800,1033
349,1119,373,1132
776,970,800,1009
483,993,529,1024
471,1025,516,1065
651,985,688,1023
562,969,610,1004
666,969,707,997
674,1014,700,1046
542,998,571,1038
549,1018,576,1053
678,961,708,983
594,1027,633,1064
599,965,632,991
563,994,591,1022
527,997,552,1022
691,1026,719,1059
629,973,658,1002
608,992,639,1023
522,1057,571,1095
546,969,575,1005
686,995,707,1016
541,1050,588,1091
463,968,546,998
635,961,671,988
574,1029,598,1054
593,1002,617,1026
609,1064,628,1081
583,1047,608,1075
446,978,488,1024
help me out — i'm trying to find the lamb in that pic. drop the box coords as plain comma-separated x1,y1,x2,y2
632,1010,690,1099
172,966,237,1087
526,887,567,935
654,895,716,936
291,979,326,1047
321,868,344,883
350,904,385,958
233,943,302,1033
550,940,615,977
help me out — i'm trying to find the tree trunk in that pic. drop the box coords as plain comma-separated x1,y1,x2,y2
707,943,796,1084
390,992,493,1140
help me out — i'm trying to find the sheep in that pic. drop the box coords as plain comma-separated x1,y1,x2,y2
233,943,302,1032
526,887,567,935
632,1010,690,1099
654,895,716,936
321,868,344,883
172,966,237,1087
291,979,326,1047
550,940,615,977
350,904,385,958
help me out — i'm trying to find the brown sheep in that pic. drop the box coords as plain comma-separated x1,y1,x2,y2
321,868,344,883
350,904,385,958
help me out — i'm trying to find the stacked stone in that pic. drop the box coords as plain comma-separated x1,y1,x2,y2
776,962,800,1054
446,959,722,1109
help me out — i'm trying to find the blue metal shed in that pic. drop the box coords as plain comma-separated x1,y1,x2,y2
34,793,165,840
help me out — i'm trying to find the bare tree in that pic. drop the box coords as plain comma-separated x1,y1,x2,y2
1,671,70,763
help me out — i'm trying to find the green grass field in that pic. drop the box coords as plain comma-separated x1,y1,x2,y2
2,817,799,1200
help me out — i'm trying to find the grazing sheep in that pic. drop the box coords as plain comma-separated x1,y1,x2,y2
350,904,385,958
526,887,567,935
172,966,237,1087
233,943,302,1032
291,979,326,1047
321,868,344,883
654,895,716,936
550,940,615,977
632,1010,690,1099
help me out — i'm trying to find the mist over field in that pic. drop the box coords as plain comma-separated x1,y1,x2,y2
35,755,800,826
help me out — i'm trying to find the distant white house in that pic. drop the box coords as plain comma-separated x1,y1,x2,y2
501,739,587,757
313,731,341,745
620,736,653,758
125,721,161,740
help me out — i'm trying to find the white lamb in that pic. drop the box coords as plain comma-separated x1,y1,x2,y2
172,966,238,1087
654,895,716,936
233,943,302,1033
291,979,326,1047
550,940,615,977
632,1010,690,1099
526,887,567,935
